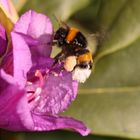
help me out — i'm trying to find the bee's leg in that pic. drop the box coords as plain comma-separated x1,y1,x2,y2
52,40,58,46
52,39,63,48
53,51,64,65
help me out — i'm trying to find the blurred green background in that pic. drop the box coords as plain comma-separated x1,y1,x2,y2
2,0,140,139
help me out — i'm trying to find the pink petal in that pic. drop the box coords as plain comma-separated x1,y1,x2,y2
0,85,34,130
0,0,10,13
32,114,90,136
13,10,53,57
11,32,32,87
0,0,18,23
32,72,78,115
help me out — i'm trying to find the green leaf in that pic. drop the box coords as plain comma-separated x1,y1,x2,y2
63,1,140,138
97,0,127,32
20,0,90,21
64,38,140,138
95,0,140,62
70,0,101,30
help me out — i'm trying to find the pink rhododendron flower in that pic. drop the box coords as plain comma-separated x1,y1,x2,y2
0,10,90,136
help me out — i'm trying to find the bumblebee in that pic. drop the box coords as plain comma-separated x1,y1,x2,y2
53,25,93,83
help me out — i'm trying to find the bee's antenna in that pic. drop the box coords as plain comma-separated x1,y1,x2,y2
52,14,69,29
53,14,61,27
60,20,69,29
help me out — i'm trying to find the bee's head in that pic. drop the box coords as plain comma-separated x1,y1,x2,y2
54,27,68,46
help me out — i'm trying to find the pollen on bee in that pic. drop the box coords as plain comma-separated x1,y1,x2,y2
64,56,77,72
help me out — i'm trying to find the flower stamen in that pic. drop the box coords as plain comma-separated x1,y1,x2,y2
27,70,44,103
35,70,44,87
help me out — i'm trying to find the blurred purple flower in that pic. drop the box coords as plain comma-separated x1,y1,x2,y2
0,10,90,136
0,23,7,57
